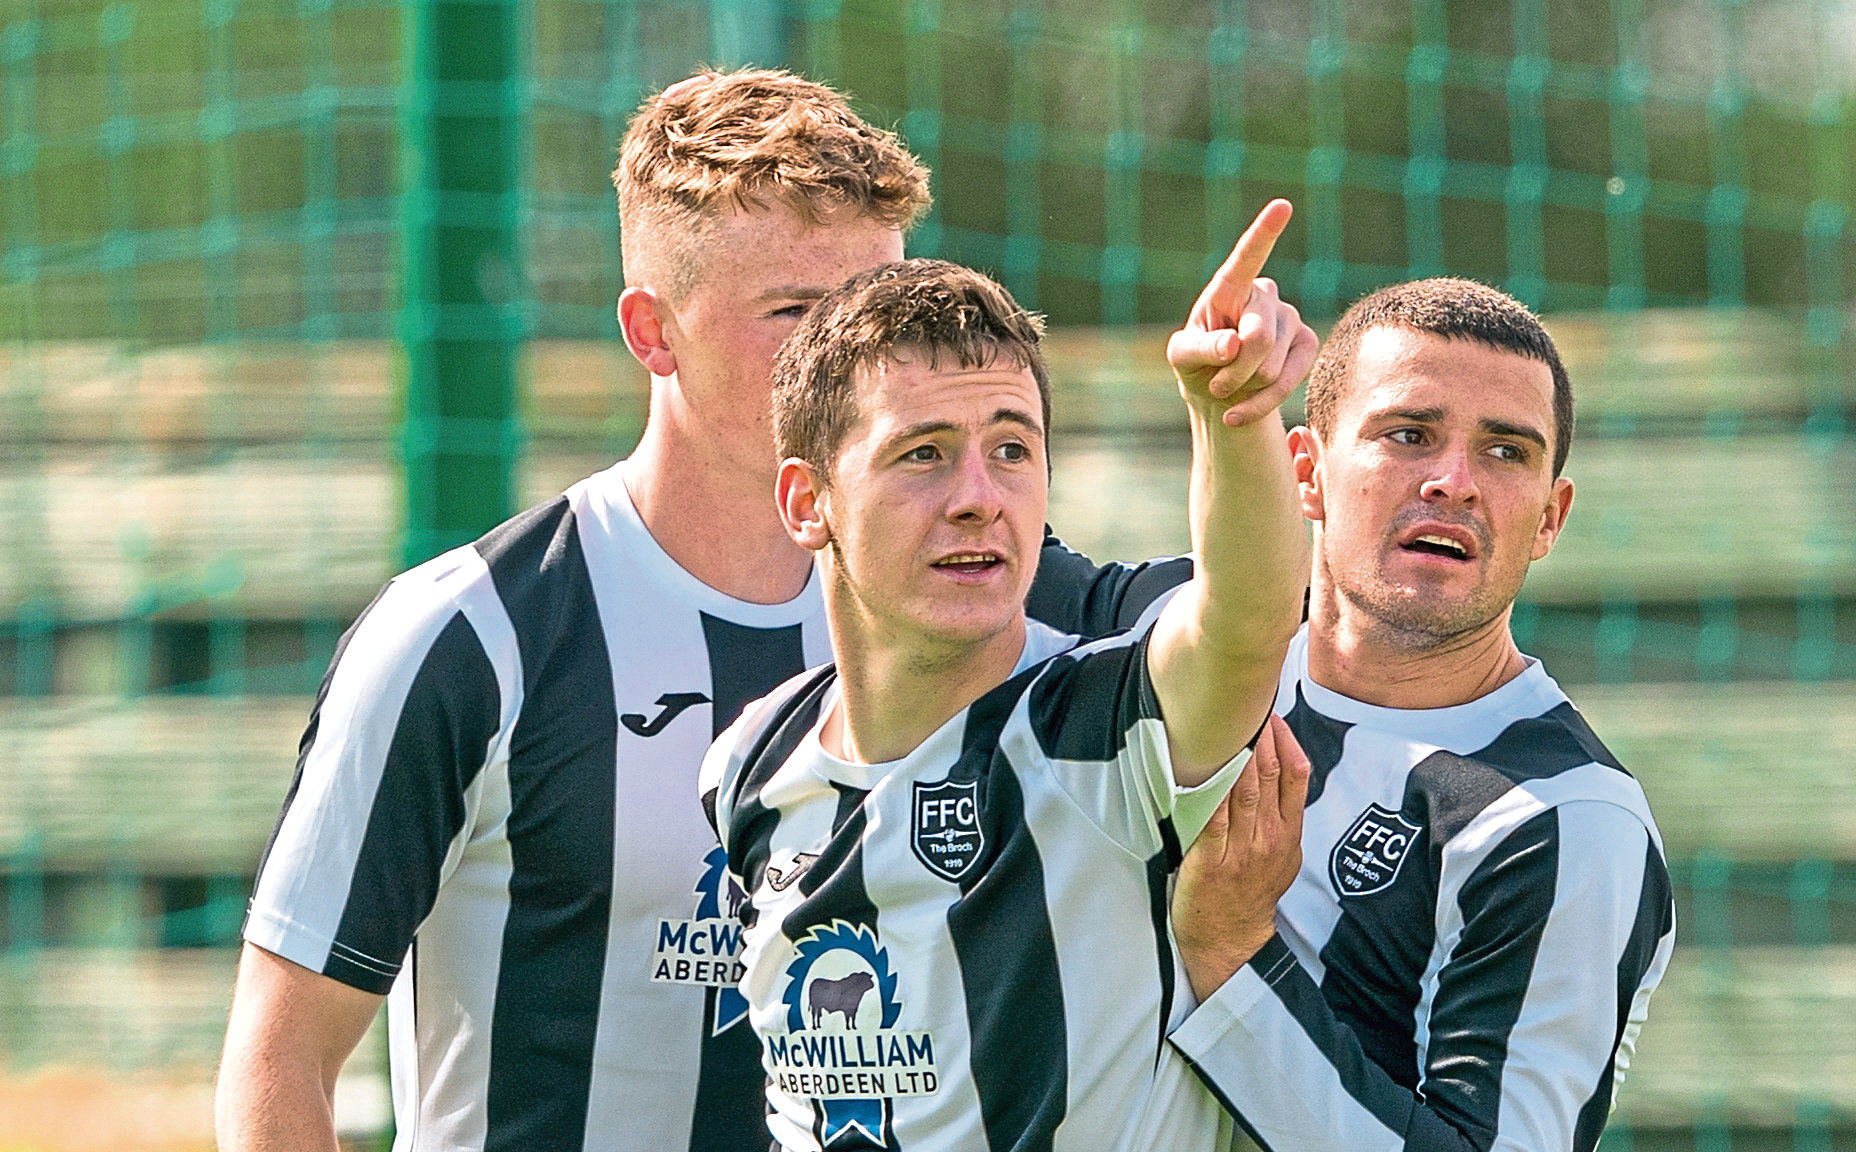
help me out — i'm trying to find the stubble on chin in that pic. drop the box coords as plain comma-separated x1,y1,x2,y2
1327,548,1510,654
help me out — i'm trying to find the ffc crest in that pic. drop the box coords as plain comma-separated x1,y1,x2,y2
1329,803,1421,897
911,778,983,882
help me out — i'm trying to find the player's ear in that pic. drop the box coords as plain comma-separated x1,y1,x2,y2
618,286,678,378
777,458,832,551
1531,476,1574,561
1287,425,1325,523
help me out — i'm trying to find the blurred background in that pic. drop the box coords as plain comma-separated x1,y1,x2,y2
0,0,1851,1147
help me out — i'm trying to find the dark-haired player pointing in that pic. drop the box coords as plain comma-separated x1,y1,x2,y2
702,205,1315,1150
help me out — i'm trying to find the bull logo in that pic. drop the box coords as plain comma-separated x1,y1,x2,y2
809,970,875,1029
1330,803,1422,897
911,778,984,883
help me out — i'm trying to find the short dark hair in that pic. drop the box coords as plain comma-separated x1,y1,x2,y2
1305,278,1575,477
772,259,1050,474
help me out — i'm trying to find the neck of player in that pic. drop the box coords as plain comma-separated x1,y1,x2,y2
1305,570,1532,711
622,405,815,606
822,608,1029,766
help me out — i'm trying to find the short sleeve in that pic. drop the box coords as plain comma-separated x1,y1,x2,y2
1022,624,1246,862
245,558,511,994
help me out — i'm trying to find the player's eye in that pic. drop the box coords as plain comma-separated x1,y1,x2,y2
1487,442,1527,463
996,441,1030,463
903,443,942,463
767,303,812,320
1386,427,1426,446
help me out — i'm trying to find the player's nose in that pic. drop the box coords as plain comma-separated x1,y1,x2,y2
1418,443,1479,505
945,446,1004,522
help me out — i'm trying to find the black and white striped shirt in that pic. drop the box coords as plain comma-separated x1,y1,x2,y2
1171,626,1676,1152
245,472,1133,1151
247,465,835,1151
701,619,1246,1152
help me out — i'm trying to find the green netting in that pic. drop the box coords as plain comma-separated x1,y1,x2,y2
1,0,1852,1146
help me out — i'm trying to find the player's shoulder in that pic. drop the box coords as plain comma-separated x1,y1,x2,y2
1430,673,1660,851
728,661,840,756
703,661,839,838
1015,616,1159,762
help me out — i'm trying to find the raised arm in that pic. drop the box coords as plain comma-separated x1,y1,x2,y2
1148,200,1315,785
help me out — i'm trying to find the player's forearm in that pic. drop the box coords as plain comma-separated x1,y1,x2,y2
214,1056,344,1152
1185,400,1307,657
1151,400,1306,779
1172,935,1484,1152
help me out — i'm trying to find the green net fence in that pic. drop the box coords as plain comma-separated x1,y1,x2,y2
1,0,1851,1147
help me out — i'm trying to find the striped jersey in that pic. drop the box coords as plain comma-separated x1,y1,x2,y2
701,618,1247,1152
1170,625,1677,1152
245,464,835,1151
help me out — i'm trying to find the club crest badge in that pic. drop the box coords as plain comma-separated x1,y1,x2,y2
1330,803,1422,897
911,778,984,883
772,921,939,1147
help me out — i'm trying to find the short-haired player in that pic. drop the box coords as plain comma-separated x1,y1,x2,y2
218,69,933,1152
702,204,1317,1151
1163,279,1676,1152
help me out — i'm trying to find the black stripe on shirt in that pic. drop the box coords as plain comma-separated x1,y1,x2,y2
477,497,618,1152
1572,838,1675,1152
1316,798,1438,1089
325,611,502,992
1026,631,1155,763
726,668,835,897
1473,702,1625,780
947,673,1068,1152
688,617,808,1152
1146,849,1177,1061
1283,684,1351,810
1026,530,1192,638
702,614,808,735
1420,807,1561,1152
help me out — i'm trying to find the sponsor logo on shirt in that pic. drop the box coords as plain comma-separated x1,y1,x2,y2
771,920,939,1145
1330,803,1422,897
652,846,749,1034
911,778,984,882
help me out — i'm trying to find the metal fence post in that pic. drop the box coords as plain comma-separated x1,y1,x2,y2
399,0,524,568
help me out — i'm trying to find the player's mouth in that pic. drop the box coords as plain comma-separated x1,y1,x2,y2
932,551,1006,578
1395,525,1478,562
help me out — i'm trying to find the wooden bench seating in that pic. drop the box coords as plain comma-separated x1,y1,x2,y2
2,683,1849,870
2,431,1849,621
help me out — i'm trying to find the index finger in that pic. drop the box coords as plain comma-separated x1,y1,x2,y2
1267,714,1311,816
1191,199,1294,328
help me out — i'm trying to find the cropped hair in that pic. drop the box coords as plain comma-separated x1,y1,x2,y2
614,69,932,300
1306,278,1575,477
772,260,1049,475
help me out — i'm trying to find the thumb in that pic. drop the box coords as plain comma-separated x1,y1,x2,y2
1167,327,1241,376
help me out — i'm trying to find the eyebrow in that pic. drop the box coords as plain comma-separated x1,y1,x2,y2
879,408,1045,452
1363,406,1549,451
1480,417,1549,451
753,285,832,303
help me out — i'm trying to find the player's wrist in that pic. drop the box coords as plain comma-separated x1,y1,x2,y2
1177,922,1274,1001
